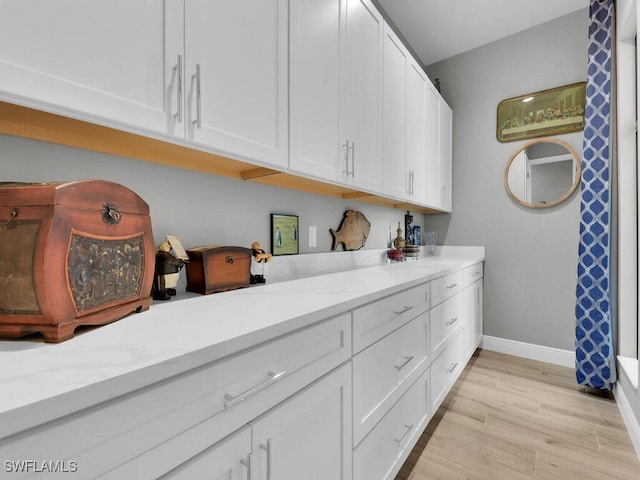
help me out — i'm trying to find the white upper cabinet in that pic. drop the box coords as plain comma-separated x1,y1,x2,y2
426,83,453,211
343,0,383,192
381,24,408,200
185,0,288,169
289,0,344,182
0,0,288,170
405,60,428,206
289,0,382,192
0,0,182,136
381,23,428,205
439,99,453,211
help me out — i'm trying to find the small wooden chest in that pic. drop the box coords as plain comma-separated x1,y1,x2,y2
0,180,155,342
186,246,252,294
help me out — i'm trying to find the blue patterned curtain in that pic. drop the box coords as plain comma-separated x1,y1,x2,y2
575,0,615,390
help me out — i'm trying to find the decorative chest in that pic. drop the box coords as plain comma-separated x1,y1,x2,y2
0,180,155,343
185,246,252,294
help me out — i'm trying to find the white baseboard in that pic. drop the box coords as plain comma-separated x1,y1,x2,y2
480,335,575,368
614,382,640,462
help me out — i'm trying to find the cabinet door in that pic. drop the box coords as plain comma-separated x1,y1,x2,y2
289,0,344,183
438,99,453,211
185,0,288,169
0,0,182,136
381,23,408,200
463,279,483,360
425,84,441,208
160,427,251,480
405,60,428,205
252,364,352,480
343,0,383,192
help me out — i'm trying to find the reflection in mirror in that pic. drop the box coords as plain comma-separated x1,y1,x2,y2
504,137,581,208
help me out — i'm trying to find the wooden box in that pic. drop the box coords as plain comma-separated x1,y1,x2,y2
186,246,252,294
0,180,155,342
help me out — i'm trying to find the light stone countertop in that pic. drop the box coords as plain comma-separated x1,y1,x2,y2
0,246,484,438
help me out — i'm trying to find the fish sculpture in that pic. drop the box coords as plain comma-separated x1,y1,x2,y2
330,210,371,251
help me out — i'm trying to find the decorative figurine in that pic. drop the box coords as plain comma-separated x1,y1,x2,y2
393,222,405,250
152,241,186,300
250,241,272,284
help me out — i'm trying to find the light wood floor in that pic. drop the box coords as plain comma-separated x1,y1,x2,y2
396,349,640,480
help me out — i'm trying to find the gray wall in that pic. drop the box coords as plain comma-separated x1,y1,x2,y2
0,134,421,255
425,9,588,351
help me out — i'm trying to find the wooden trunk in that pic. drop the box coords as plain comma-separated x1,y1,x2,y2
0,180,155,343
185,246,252,294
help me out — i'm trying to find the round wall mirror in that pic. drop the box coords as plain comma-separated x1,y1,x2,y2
504,137,581,208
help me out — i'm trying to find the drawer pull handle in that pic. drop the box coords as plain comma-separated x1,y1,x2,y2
240,453,252,480
446,317,459,326
393,306,413,316
260,440,272,480
394,355,414,371
473,271,481,277
446,282,458,289
224,370,286,408
446,362,458,374
394,424,414,446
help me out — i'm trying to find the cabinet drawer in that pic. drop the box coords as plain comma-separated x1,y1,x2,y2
8,314,351,480
430,329,464,412
353,368,430,480
353,282,430,353
430,291,463,357
352,312,429,445
431,269,463,307
463,262,483,287
158,426,251,479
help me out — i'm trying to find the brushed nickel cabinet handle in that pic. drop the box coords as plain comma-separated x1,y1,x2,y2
173,54,183,123
394,355,414,371
446,282,458,289
343,140,352,176
260,440,272,480
240,453,252,480
224,371,286,408
394,424,414,446
192,63,201,128
446,317,459,326
446,362,458,373
393,306,413,316
350,141,355,178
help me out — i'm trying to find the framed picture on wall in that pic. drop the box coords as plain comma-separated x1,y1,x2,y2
496,82,586,142
271,214,299,256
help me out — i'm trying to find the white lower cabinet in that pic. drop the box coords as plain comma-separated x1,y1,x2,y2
160,363,351,480
0,260,483,480
159,426,251,480
430,328,464,413
353,368,430,480
352,312,429,445
252,363,352,480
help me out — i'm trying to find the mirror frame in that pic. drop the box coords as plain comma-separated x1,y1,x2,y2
504,137,581,209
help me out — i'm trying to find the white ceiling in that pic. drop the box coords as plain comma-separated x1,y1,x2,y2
376,0,589,66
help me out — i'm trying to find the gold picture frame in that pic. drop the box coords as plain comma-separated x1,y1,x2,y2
497,82,586,143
